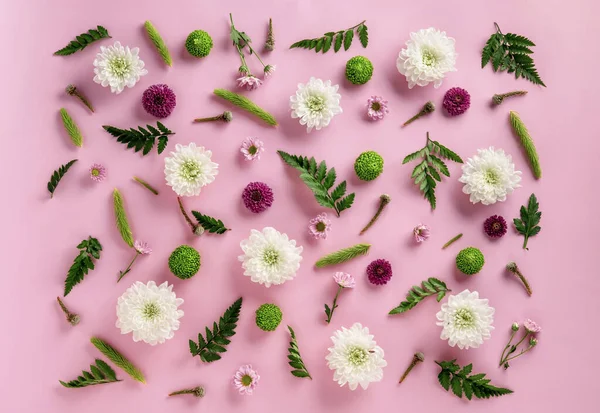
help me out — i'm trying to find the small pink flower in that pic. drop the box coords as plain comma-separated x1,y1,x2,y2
240,137,265,161
134,240,152,255
366,96,389,121
308,213,332,240
413,224,430,243
232,364,260,395
523,319,541,333
237,75,263,91
333,272,355,289
264,65,276,77
89,164,106,182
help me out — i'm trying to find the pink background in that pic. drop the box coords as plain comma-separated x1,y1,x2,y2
2,0,599,411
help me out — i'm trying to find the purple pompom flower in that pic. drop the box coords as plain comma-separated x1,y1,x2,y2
442,87,470,116
242,182,274,213
484,215,507,238
142,84,176,118
366,259,393,285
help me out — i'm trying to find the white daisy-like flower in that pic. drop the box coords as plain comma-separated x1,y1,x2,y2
116,281,184,345
326,323,387,390
164,143,218,197
238,227,303,287
459,147,522,205
93,41,148,94
396,28,457,89
290,77,342,132
436,289,494,350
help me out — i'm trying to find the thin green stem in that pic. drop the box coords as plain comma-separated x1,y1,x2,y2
360,194,391,235
117,252,139,282
348,20,367,30
523,235,529,250
177,197,200,234
194,115,221,123
499,330,517,366
132,176,159,195
326,286,343,324
442,233,463,249
504,345,534,363
399,352,424,383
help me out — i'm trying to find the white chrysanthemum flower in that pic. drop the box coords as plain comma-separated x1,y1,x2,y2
164,143,218,197
459,147,522,205
93,41,148,94
326,323,387,390
116,281,184,345
238,227,303,287
436,289,494,350
290,77,342,132
396,28,457,89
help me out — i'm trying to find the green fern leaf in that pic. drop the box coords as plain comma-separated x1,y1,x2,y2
513,193,542,250
315,243,370,268
357,24,368,48
436,360,513,400
54,26,111,56
287,326,312,379
47,159,78,198
64,236,102,296
389,278,450,314
90,337,146,383
60,108,83,147
102,122,174,156
343,29,354,51
191,211,230,234
289,20,367,54
113,189,134,248
60,359,121,388
144,21,172,66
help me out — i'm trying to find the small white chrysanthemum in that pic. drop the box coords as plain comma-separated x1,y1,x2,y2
459,147,522,205
164,143,218,197
290,77,342,132
436,289,494,350
396,28,457,89
93,41,148,94
326,323,387,390
116,281,184,345
238,227,303,287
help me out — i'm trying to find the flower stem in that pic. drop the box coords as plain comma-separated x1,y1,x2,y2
177,197,200,234
66,84,94,113
117,252,140,282
168,386,205,398
57,296,80,326
360,194,391,235
506,262,533,296
503,344,534,364
132,176,159,195
494,22,503,35
499,329,517,366
492,90,527,105
399,352,424,383
402,101,435,127
442,233,463,249
194,111,232,123
325,285,343,324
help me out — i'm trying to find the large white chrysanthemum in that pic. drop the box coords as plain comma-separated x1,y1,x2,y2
396,28,457,89
116,281,184,345
93,41,148,94
164,143,218,197
290,77,342,132
459,147,522,205
436,289,494,350
238,227,303,287
326,323,387,391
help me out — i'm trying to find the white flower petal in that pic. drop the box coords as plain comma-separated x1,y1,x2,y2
289,77,342,133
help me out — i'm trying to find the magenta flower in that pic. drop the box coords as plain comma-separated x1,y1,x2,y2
237,75,263,91
442,87,470,116
233,364,260,395
240,137,265,161
134,240,152,255
142,84,176,118
308,213,331,240
366,96,389,121
242,182,274,213
413,224,430,243
366,259,393,285
89,164,106,182
484,215,507,238
523,319,542,334
333,272,355,289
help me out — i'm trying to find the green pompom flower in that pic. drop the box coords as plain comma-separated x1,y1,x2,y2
456,247,485,275
185,30,213,58
255,303,282,332
354,151,384,181
345,56,373,85
168,245,201,279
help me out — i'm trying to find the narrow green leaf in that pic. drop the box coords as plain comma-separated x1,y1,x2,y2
315,244,370,268
90,337,145,383
60,108,83,147
47,159,78,198
144,21,172,66
54,26,112,55
113,189,134,247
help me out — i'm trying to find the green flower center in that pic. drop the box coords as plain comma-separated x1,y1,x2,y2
454,307,475,329
315,221,326,232
248,145,258,155
370,102,381,111
241,374,253,387
109,57,131,78
91,168,100,176
142,302,161,320
422,49,438,67
263,247,280,266
484,168,500,185
347,346,369,366
181,160,201,181
306,95,326,113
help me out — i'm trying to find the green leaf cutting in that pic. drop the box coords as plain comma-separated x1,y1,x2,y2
277,150,355,216
290,20,368,54
60,108,83,147
102,122,173,156
402,132,463,210
64,236,102,296
191,211,230,234
47,159,77,198
113,189,134,248
481,23,545,87
315,243,370,268
389,278,451,314
436,360,513,400
90,337,146,383
513,193,542,250
144,21,172,66
54,26,111,56
287,326,312,379
59,359,121,388
189,297,242,363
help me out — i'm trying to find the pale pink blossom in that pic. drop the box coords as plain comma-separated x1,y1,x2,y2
413,223,430,243
240,137,265,161
366,96,389,121
308,213,332,240
333,272,356,289
232,364,260,395
134,240,152,255
524,319,541,333
237,75,263,91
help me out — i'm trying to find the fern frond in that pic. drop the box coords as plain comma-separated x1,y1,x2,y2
60,359,121,388
436,360,513,400
213,89,277,126
47,159,77,198
315,244,370,268
102,122,173,156
144,21,172,66
90,337,146,383
287,326,312,379
389,278,450,314
290,20,368,54
513,193,542,250
64,236,102,296
113,189,134,248
54,26,111,56
191,211,230,234
509,111,541,179
60,108,83,147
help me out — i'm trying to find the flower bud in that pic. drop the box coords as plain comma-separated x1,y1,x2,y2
511,322,520,331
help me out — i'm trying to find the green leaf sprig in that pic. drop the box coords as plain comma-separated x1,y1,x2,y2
90,337,146,383
481,22,545,87
286,326,312,379
513,193,542,250
402,132,463,209
54,26,111,56
290,20,368,53
64,236,102,296
47,159,77,198
192,211,230,234
113,188,134,248
315,243,370,268
144,21,172,66
60,108,83,147
103,122,173,156
509,111,542,179
389,278,450,315
277,151,355,217
436,360,513,400
60,359,121,388
189,297,242,363
213,89,277,126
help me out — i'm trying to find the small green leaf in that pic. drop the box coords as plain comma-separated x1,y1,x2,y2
54,26,112,55
287,325,312,379
47,159,78,198
343,29,353,51
103,122,174,156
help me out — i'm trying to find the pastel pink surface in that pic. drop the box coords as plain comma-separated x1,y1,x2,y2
1,0,599,411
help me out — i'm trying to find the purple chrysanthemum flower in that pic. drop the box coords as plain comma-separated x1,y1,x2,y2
142,84,176,118
366,96,389,121
484,215,507,238
242,182,274,213
366,259,393,285
442,87,470,116
89,163,106,182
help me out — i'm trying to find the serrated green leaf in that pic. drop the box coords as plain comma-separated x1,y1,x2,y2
47,159,78,198
514,193,542,249
60,359,121,388
192,211,230,234
357,24,368,48
103,122,174,156
389,277,449,315
64,236,102,296
334,32,343,52
436,360,513,400
343,29,354,51
290,21,366,54
54,26,112,55
287,325,312,379
90,338,145,383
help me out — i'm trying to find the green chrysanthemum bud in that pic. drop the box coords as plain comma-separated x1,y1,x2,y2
345,56,374,85
255,303,282,332
456,247,485,275
354,151,384,181
185,30,213,58
168,245,201,279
